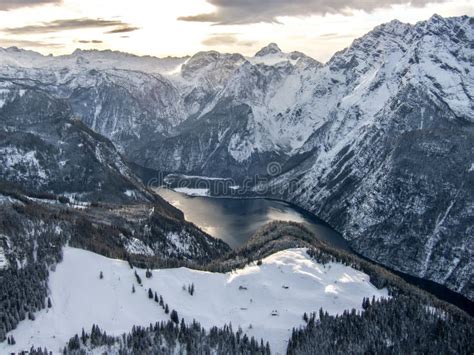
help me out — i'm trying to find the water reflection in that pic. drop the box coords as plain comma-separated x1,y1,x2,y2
157,188,350,250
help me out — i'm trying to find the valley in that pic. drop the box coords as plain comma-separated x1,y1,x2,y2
0,12,472,355
1,14,471,300
156,187,350,250
158,186,473,316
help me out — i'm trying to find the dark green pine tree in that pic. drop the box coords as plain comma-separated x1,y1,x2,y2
81,328,87,344
134,271,142,285
68,334,80,350
170,310,179,324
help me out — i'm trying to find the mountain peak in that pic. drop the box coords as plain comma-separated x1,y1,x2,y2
254,43,282,57
429,13,444,22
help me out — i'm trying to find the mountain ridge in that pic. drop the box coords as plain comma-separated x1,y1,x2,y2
0,14,472,300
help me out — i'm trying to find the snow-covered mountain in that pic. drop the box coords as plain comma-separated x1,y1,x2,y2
262,14,474,300
0,14,472,302
0,87,157,203
0,40,322,178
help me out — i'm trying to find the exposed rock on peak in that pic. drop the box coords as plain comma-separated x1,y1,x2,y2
254,42,282,57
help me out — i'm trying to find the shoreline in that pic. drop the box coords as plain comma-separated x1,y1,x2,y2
156,185,474,317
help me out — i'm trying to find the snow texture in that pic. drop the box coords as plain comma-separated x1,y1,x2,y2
0,147,47,181
1,247,387,354
174,187,209,196
0,245,7,270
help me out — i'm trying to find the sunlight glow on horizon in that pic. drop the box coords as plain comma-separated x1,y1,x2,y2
0,0,472,62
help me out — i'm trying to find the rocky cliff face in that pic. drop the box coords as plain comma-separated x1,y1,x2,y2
263,15,474,300
0,85,230,264
0,87,157,203
0,15,472,299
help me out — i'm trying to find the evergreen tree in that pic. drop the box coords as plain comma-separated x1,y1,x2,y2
303,312,308,323
67,334,80,351
266,341,271,354
148,288,153,299
47,297,52,308
170,310,179,324
362,297,370,310
81,328,87,344
99,271,103,279
61,319,270,354
134,271,142,285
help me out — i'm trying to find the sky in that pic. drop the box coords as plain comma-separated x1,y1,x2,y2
0,0,472,62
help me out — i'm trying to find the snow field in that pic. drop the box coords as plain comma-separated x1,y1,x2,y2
1,247,388,354
0,245,7,270
173,187,209,196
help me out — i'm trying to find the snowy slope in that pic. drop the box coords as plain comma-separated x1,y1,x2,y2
0,247,388,354
261,14,474,300
174,187,210,196
0,245,7,270
0,47,187,74
0,248,170,354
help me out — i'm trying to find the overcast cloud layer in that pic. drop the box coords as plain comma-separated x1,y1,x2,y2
4,18,139,34
178,0,447,24
0,0,470,62
0,0,61,11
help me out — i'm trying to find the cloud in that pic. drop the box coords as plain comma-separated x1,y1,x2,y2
179,13,219,22
178,0,447,25
202,34,238,46
202,33,256,48
77,39,103,44
318,32,361,39
105,26,140,34
2,18,136,35
0,0,61,11
0,38,63,48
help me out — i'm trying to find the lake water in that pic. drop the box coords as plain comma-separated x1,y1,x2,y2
157,188,350,250
157,188,474,316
